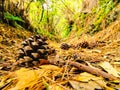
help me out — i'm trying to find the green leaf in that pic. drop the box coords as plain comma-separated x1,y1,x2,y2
4,12,24,22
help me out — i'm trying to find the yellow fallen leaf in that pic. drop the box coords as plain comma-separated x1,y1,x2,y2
39,65,60,70
75,74,114,90
69,80,104,90
10,68,44,90
99,61,120,78
76,72,102,82
95,80,114,90
49,85,64,90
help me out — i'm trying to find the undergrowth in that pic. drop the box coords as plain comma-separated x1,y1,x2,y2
24,0,119,39
1,0,120,40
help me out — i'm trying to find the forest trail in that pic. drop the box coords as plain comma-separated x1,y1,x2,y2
0,17,120,89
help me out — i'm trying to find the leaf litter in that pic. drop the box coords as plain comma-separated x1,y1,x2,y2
0,17,120,90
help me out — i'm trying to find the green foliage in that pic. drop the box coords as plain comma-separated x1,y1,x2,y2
2,0,118,40
26,0,118,40
27,0,83,40
87,0,115,34
4,12,24,29
4,12,24,22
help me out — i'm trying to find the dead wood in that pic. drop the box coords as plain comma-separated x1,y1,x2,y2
48,57,117,80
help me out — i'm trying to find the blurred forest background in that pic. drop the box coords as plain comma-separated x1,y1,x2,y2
0,0,119,40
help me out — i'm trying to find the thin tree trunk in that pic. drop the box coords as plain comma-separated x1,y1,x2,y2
1,0,5,21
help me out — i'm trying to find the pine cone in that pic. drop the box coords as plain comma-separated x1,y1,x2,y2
17,35,54,67
60,43,70,50
76,41,89,48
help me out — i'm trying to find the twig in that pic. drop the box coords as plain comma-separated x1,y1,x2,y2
48,59,117,80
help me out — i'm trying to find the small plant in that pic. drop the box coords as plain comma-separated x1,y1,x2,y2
4,12,24,22
3,0,118,39
4,12,24,28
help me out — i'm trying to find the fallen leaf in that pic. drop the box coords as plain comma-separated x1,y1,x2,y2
76,72,102,82
69,80,103,90
39,65,60,70
99,61,120,78
10,68,46,90
49,85,64,90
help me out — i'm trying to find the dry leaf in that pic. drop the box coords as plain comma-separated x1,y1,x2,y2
69,80,103,90
10,68,47,90
49,85,64,90
76,72,102,82
99,61,120,78
39,65,60,70
69,81,83,90
10,68,40,90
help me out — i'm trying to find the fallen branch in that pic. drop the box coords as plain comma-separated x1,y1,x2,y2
0,57,117,80
48,57,117,80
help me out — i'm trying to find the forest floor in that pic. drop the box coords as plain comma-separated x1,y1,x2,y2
0,17,120,90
